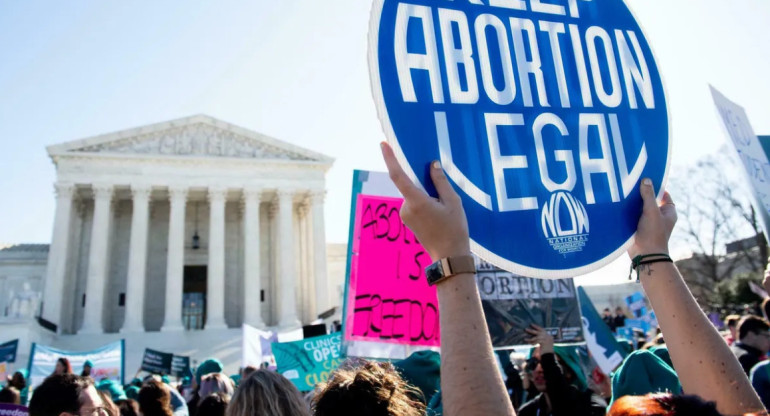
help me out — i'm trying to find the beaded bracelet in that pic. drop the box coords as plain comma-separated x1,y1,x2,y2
628,253,673,281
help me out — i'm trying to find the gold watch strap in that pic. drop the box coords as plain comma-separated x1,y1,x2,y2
429,255,476,286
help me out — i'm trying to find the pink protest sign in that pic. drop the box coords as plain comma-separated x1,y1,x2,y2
345,194,440,346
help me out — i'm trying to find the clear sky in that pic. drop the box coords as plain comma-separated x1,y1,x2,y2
1,1,768,285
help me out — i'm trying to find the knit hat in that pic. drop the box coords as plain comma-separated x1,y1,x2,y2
195,358,224,386
650,345,674,369
230,374,241,386
84,360,94,368
553,345,588,391
394,350,441,404
610,350,681,405
97,379,128,402
125,385,140,400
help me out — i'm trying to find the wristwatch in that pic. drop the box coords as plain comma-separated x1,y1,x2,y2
425,255,476,286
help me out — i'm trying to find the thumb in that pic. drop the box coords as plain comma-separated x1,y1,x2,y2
640,178,658,212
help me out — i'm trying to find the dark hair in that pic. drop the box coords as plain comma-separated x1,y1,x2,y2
226,369,310,416
0,386,21,404
313,359,426,416
115,399,140,416
608,393,723,416
725,314,741,328
737,315,770,340
198,392,230,416
138,380,173,416
56,357,73,374
29,374,93,416
241,365,258,380
10,371,27,390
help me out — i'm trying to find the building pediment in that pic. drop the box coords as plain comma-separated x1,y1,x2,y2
47,115,333,165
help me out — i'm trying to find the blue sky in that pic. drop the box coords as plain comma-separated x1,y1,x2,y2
1,1,768,284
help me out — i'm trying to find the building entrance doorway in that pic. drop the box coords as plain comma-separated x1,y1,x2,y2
183,266,207,330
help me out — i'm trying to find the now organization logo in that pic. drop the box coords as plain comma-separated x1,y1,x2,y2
541,191,589,255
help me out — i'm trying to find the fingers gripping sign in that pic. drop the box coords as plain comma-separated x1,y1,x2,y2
380,142,470,261
628,178,677,260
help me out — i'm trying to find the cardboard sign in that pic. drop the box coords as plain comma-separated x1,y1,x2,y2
477,258,583,346
369,0,670,278
0,340,18,363
345,194,440,347
28,341,124,387
578,287,626,374
711,86,770,239
272,332,342,392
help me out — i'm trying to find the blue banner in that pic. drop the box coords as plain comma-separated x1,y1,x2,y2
272,332,342,392
369,0,670,278
578,287,626,374
0,339,18,363
624,292,646,318
27,341,124,387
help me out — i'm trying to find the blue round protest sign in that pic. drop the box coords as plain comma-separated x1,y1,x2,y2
369,0,670,278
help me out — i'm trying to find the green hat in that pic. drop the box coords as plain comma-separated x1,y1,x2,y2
84,360,94,368
130,378,142,387
125,385,140,400
650,345,674,369
161,375,171,385
610,350,681,405
553,346,588,391
230,374,241,386
394,350,441,404
96,379,127,402
195,358,224,385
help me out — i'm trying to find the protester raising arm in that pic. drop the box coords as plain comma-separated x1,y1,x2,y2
380,142,516,416
632,179,764,415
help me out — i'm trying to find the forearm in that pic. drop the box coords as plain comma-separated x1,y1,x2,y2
438,272,515,416
641,262,764,415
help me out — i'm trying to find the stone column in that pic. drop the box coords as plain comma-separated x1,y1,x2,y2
297,201,314,322
41,182,76,329
121,185,152,333
276,190,300,328
161,186,188,332
80,183,114,334
242,187,265,328
310,190,329,314
206,186,228,329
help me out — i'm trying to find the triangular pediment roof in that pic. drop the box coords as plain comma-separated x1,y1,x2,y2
47,115,334,165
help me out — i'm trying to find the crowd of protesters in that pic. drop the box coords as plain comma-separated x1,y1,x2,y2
1,146,769,415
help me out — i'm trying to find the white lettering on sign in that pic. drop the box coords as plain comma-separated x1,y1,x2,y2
392,3,654,212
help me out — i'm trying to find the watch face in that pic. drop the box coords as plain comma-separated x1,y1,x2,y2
426,262,444,285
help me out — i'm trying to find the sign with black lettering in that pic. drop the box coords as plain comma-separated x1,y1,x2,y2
477,258,583,346
369,0,670,278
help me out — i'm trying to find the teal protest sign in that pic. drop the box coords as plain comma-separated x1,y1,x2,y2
272,332,342,391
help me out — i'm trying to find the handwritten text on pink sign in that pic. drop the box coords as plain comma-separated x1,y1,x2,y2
346,195,440,346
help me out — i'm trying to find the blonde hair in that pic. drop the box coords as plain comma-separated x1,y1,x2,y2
199,372,235,403
225,370,311,416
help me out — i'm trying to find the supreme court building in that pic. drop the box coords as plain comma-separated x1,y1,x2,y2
33,115,335,335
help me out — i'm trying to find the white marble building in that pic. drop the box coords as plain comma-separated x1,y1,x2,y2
34,115,334,335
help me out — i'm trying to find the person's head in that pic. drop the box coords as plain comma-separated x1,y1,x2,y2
0,386,21,404
226,369,310,416
198,373,234,403
725,314,741,338
608,393,723,416
97,379,127,403
737,315,770,353
195,358,224,386
55,357,73,375
137,379,173,416
97,390,120,416
603,308,612,317
82,360,94,377
114,399,139,416
198,392,229,416
10,370,27,390
312,359,425,416
28,374,106,416
240,365,257,380
616,307,625,316
525,352,547,393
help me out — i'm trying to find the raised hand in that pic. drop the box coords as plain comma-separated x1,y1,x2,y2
628,178,677,260
525,324,554,355
380,142,470,261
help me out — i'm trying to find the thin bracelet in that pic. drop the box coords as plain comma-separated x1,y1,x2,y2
629,253,672,281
